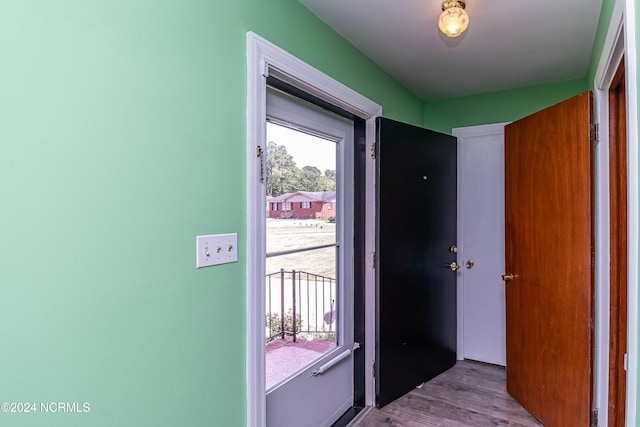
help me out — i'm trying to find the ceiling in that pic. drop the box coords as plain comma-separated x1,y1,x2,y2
299,0,603,100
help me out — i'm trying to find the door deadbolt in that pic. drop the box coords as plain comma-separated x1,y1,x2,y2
449,245,457,254
501,273,514,282
466,259,474,269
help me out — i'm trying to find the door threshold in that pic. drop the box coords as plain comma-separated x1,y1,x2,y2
341,406,370,427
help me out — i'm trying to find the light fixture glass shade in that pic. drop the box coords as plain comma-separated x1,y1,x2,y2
438,2,469,38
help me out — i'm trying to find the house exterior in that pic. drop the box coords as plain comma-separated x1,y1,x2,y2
3,1,637,427
267,191,336,219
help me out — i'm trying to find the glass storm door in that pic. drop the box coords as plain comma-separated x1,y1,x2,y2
264,87,355,427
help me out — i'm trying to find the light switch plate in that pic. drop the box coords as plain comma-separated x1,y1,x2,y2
196,233,238,268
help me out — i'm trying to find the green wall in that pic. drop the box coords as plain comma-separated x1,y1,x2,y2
587,0,616,86
423,79,588,134
0,1,423,426
3,0,639,426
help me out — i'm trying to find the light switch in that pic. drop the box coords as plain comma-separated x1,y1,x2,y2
196,233,238,268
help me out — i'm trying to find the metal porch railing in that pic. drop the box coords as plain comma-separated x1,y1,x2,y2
265,269,336,343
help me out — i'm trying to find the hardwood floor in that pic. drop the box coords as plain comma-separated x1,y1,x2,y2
351,360,543,427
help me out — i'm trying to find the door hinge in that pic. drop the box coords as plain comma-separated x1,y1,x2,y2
260,59,269,78
624,353,628,371
590,408,599,427
371,251,376,269
257,145,265,183
591,123,599,144
370,142,377,159
372,360,376,379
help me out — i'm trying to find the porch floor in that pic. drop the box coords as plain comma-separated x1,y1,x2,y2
265,336,336,390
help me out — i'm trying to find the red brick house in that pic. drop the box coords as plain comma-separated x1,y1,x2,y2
267,191,336,219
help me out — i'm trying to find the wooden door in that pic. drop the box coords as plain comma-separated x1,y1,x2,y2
504,92,593,426
375,117,457,408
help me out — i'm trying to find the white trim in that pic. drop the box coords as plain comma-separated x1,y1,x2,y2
594,77,613,427
247,32,268,427
592,3,623,425
595,1,625,90
364,115,377,408
247,32,382,427
593,1,638,425
452,122,510,139
452,123,509,362
623,0,639,424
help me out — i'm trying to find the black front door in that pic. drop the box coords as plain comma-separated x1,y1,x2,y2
375,117,458,408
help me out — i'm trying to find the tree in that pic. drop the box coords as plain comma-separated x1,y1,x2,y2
266,142,338,195
298,166,322,192
266,141,297,196
318,176,336,192
320,169,337,191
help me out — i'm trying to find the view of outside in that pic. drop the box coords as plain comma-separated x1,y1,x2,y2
264,132,337,198
265,122,340,389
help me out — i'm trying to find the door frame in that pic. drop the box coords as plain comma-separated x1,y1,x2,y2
593,1,638,425
246,32,381,427
453,122,509,363
608,55,627,427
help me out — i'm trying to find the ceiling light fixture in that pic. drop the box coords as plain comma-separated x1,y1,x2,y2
438,0,469,38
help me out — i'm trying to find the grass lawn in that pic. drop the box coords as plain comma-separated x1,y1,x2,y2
266,218,336,278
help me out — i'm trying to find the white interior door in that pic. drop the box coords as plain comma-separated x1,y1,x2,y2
454,123,507,366
264,87,355,427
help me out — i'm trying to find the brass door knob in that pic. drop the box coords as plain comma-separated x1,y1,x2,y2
466,259,474,269
501,273,514,282
446,261,460,271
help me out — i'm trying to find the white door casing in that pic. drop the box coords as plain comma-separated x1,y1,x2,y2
593,1,639,425
247,32,382,427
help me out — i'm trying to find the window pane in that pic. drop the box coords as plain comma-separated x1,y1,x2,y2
265,123,339,390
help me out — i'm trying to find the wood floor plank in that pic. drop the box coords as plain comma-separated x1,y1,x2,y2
351,360,543,427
